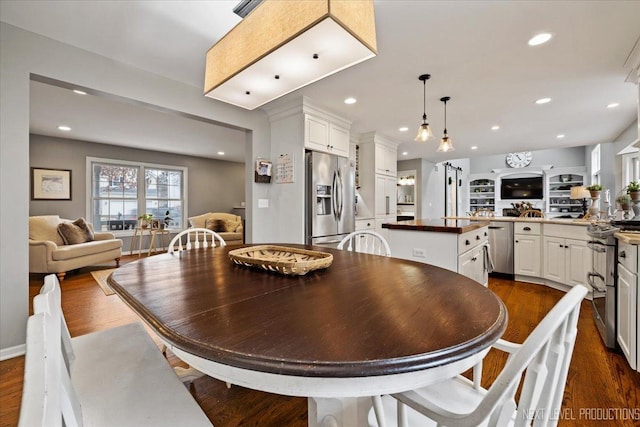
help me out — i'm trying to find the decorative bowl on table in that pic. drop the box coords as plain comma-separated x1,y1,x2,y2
228,245,333,276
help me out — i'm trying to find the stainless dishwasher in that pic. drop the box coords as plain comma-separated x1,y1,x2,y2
488,221,514,275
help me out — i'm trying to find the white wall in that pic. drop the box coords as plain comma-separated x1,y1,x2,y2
0,23,275,355
469,146,586,174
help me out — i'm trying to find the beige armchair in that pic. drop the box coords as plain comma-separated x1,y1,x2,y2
29,215,122,281
187,212,244,246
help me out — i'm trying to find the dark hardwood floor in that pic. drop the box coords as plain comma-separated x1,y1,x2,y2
1,257,638,426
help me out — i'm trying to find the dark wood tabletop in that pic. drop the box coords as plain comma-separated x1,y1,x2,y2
109,244,507,378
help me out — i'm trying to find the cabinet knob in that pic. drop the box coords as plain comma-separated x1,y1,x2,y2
465,240,470,245
523,227,531,231
484,232,487,237
515,240,519,243
559,244,563,248
476,235,480,240
620,251,626,258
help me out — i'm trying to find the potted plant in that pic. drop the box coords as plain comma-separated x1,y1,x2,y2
586,184,602,198
617,194,632,210
627,181,640,201
137,213,153,228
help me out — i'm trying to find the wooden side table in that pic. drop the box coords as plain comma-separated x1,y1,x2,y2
130,227,172,257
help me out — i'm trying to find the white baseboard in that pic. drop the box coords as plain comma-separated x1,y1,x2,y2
0,343,26,361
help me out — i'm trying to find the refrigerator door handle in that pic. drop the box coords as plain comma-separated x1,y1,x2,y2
386,196,390,215
336,168,343,220
331,171,338,221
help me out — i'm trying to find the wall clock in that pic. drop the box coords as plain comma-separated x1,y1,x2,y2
506,151,533,168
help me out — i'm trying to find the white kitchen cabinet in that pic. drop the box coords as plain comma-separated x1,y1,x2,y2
514,234,541,277
514,222,542,277
385,224,489,286
375,143,397,176
358,132,400,235
355,218,374,231
541,224,591,289
304,114,349,157
458,244,488,286
617,241,638,371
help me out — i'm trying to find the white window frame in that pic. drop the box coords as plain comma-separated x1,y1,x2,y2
622,150,640,188
590,144,601,186
86,157,188,236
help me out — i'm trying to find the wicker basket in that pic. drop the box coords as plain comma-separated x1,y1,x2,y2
228,245,333,276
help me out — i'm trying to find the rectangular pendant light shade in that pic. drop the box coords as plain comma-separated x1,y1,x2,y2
204,0,377,110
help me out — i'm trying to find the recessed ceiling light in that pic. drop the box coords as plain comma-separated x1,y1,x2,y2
399,127,409,132
471,146,478,150
535,97,551,104
401,151,408,156
528,32,553,46
57,125,71,131
217,151,225,155
344,97,357,105
557,134,565,139
607,103,619,108
72,89,87,95
491,125,500,131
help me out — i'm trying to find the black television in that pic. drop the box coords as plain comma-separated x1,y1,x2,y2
500,177,543,200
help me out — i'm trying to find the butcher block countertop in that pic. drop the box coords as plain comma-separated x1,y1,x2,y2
382,219,487,234
615,232,640,244
444,216,590,226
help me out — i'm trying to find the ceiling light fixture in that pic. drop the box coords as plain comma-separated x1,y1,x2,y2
437,96,455,152
491,125,500,131
344,97,357,105
607,103,619,108
414,74,433,142
535,97,551,104
217,151,225,155
557,134,565,139
528,32,553,46
471,146,478,150
402,151,408,156
399,127,409,132
72,89,87,95
204,0,377,110
57,125,71,131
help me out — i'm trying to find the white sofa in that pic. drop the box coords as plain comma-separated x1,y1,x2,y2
187,212,244,246
29,215,122,281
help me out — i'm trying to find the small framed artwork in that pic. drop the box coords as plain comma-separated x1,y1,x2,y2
255,158,272,183
31,167,72,200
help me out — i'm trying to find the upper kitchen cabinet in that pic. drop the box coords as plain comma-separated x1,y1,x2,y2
374,143,397,176
304,113,350,158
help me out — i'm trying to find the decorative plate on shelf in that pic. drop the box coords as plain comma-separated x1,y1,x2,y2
228,245,333,276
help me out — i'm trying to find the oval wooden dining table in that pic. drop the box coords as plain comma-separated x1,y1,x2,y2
108,244,507,427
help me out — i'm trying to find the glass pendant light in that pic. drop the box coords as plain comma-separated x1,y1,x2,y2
415,74,433,142
437,96,455,152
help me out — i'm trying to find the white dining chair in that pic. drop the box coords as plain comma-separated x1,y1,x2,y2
338,230,391,256
167,227,226,253
369,285,588,427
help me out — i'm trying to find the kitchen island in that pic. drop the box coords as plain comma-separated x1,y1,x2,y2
382,219,489,286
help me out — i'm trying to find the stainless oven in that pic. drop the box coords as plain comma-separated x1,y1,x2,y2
586,225,618,349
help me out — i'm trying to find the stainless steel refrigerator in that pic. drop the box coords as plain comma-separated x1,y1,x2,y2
305,151,355,247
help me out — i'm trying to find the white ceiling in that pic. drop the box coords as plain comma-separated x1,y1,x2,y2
2,0,639,163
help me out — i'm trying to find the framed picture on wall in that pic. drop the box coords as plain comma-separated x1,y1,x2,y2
31,167,72,200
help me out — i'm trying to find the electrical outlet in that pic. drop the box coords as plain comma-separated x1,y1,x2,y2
412,248,426,258
258,199,269,208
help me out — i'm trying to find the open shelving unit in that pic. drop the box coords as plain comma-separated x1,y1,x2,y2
469,178,495,213
546,171,586,218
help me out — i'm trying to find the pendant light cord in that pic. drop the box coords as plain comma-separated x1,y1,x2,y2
443,98,447,133
422,79,427,122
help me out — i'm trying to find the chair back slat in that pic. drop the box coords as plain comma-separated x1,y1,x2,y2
34,275,75,372
23,275,85,427
338,231,391,257
168,228,226,253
